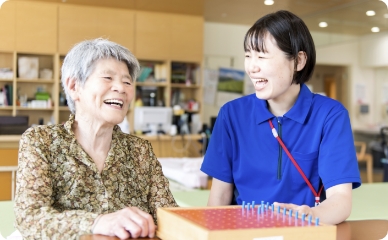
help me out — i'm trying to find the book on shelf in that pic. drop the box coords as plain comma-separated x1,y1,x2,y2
0,84,12,106
137,62,166,83
154,63,166,82
171,62,199,85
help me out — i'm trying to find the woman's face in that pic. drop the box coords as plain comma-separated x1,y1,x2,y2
75,58,134,126
244,33,296,102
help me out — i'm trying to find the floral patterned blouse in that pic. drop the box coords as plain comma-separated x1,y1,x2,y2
14,114,178,239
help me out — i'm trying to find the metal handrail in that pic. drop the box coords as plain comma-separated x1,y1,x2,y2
0,166,18,200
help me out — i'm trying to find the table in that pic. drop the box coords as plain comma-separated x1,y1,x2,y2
2,183,387,238
171,183,388,220
80,219,388,240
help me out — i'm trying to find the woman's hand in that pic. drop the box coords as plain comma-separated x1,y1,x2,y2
92,207,156,239
273,202,315,218
273,183,352,225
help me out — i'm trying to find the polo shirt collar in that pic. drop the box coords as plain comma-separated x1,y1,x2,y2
255,84,313,124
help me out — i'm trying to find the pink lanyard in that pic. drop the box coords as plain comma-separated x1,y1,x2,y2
268,120,324,206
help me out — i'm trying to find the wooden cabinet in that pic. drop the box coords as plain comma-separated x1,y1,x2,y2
135,12,204,61
0,147,18,201
15,2,57,54
0,52,58,126
135,11,171,60
58,5,135,54
0,1,205,200
0,1,204,131
96,8,135,52
58,5,98,54
171,15,203,62
0,1,16,51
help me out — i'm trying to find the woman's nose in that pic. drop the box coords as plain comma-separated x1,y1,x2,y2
248,58,260,72
112,80,126,93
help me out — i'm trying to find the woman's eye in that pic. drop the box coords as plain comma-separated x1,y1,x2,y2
124,81,132,85
103,76,112,80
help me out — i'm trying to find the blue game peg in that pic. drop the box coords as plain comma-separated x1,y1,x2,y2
295,211,298,219
277,205,280,213
308,215,312,225
283,207,286,215
289,209,292,217
242,201,245,209
302,213,306,222
252,201,255,209
316,217,320,226
271,204,274,212
247,203,250,210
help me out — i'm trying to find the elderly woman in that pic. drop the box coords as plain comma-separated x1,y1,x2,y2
14,38,177,239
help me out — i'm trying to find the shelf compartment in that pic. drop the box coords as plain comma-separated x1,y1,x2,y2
171,62,201,85
137,60,168,84
136,85,167,107
0,52,14,80
16,53,54,80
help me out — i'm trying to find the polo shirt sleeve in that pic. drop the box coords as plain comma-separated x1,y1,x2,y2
201,106,234,183
319,108,361,190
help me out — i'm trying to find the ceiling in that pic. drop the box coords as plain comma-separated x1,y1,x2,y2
13,0,388,35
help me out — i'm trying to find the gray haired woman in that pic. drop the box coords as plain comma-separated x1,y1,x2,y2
15,38,177,239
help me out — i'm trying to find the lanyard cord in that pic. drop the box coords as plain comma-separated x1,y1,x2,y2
268,120,324,206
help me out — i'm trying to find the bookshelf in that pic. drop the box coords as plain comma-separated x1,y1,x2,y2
0,0,204,200
0,51,59,126
131,60,202,134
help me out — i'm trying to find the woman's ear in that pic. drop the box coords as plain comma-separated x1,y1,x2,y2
296,51,307,71
65,77,79,101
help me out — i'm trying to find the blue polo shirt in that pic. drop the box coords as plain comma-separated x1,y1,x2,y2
201,84,361,206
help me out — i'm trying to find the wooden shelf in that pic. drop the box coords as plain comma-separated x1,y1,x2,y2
0,79,13,82
0,0,203,137
16,107,54,111
136,82,168,87
16,79,54,83
170,83,200,89
58,106,70,111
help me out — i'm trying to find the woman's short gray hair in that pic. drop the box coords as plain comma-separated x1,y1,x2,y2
61,38,140,114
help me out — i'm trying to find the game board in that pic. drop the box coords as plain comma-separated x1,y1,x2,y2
157,204,336,240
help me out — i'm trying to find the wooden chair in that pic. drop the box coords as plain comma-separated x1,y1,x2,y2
354,141,373,183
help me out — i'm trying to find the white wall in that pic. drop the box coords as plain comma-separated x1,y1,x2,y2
202,22,249,125
360,32,388,67
203,21,388,129
315,39,376,128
